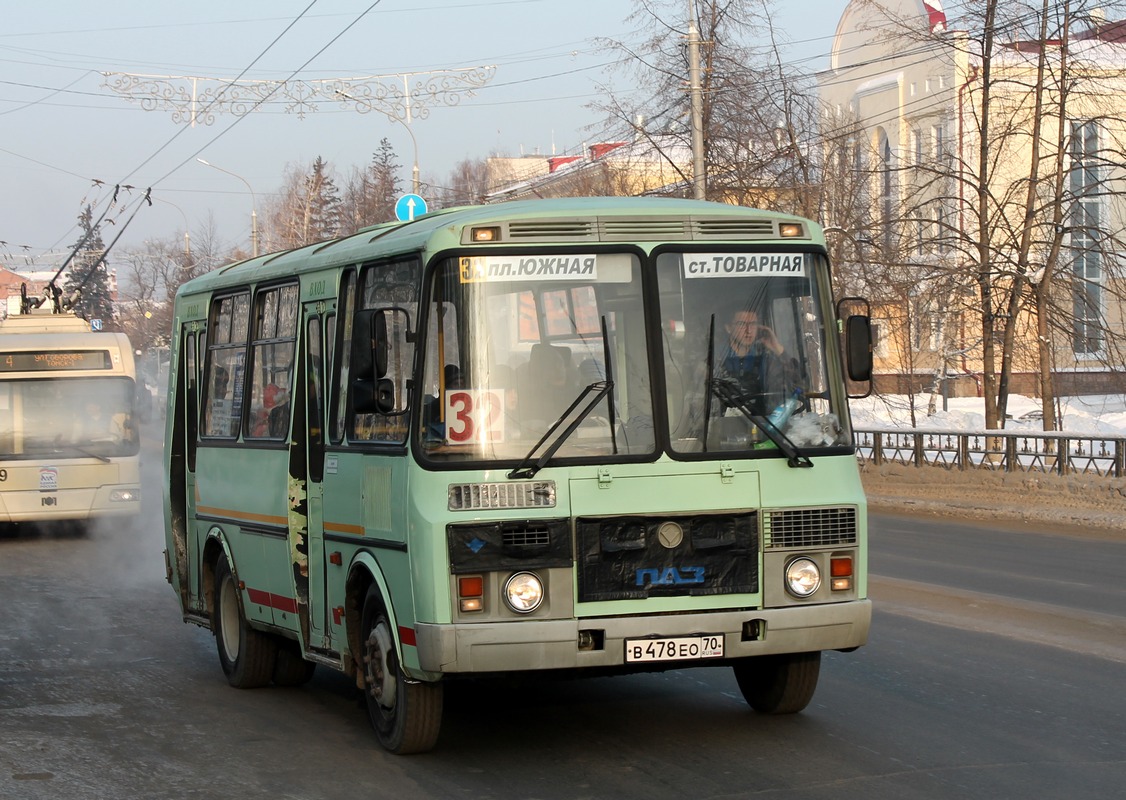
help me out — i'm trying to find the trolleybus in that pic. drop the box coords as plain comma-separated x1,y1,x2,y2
163,197,873,753
0,308,141,529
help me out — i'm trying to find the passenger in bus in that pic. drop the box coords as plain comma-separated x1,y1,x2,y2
253,384,289,438
719,306,788,415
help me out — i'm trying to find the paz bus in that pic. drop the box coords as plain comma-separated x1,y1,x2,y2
163,197,874,754
0,308,141,529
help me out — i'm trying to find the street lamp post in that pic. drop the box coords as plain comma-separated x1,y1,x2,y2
335,89,420,196
197,158,259,257
154,197,191,263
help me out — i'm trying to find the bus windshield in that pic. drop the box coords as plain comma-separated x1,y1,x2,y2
657,250,849,453
0,376,138,459
417,248,850,463
417,252,654,461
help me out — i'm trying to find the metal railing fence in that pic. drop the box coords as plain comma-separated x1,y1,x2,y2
854,428,1126,478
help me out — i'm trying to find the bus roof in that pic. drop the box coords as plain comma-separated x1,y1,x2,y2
0,312,92,334
178,196,821,297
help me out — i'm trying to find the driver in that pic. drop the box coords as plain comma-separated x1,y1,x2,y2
719,307,786,415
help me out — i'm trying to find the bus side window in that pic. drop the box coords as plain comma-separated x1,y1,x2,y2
202,292,250,438
350,259,418,444
246,283,299,440
330,271,356,445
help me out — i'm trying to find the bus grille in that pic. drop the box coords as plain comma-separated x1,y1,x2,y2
508,220,596,239
763,507,858,549
448,480,556,511
447,519,570,572
504,525,551,551
695,219,777,238
501,216,785,242
575,512,758,602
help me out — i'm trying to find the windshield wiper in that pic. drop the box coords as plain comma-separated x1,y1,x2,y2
54,444,112,464
508,380,614,479
709,378,812,469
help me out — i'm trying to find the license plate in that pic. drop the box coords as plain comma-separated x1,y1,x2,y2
624,635,725,663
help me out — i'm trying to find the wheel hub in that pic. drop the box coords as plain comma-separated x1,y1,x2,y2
364,621,397,710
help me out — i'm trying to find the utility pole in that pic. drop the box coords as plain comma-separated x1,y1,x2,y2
688,0,706,200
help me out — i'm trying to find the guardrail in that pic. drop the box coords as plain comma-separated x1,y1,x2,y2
854,428,1126,478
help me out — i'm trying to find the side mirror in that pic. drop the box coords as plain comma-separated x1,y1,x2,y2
845,315,873,383
350,307,412,415
350,309,389,381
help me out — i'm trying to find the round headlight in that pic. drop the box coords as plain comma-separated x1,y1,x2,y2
785,558,821,598
503,571,544,614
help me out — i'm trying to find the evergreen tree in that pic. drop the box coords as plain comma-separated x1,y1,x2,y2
63,205,116,325
366,138,402,221
303,156,342,242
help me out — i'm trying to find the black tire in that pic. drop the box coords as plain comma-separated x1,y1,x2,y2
273,638,317,687
213,553,276,689
733,651,821,714
360,585,443,754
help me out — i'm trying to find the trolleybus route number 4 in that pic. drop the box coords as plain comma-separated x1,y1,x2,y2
625,635,725,663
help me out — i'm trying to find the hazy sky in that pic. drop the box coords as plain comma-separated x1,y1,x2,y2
0,0,849,266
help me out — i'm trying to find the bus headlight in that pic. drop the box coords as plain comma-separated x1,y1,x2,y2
784,557,821,598
503,571,544,614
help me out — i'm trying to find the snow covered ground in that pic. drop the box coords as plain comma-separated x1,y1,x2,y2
850,393,1126,437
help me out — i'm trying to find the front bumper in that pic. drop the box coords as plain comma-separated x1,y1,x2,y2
413,599,871,674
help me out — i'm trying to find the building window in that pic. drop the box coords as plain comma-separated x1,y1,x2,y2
932,124,946,165
1069,120,1102,356
878,129,894,247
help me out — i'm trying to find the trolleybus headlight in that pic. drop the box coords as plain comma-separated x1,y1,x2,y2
503,571,544,614
110,489,139,502
784,557,821,598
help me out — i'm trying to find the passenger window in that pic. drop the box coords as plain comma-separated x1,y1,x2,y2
202,292,250,438
246,284,299,440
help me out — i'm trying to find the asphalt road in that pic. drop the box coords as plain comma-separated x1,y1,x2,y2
1,450,1123,799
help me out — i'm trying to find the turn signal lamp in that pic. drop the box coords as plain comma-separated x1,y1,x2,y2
470,226,500,242
779,222,804,238
459,575,484,612
830,555,853,592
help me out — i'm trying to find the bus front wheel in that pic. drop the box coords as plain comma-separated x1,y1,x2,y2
360,585,443,754
733,651,821,714
213,553,277,689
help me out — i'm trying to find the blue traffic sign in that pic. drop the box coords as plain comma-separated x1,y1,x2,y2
395,193,428,222
90,318,103,331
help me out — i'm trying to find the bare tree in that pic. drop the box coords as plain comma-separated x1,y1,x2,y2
593,0,820,208
436,155,491,207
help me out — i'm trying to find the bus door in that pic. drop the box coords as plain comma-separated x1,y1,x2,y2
170,323,204,614
299,304,329,648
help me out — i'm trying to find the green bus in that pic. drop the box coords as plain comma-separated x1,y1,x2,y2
163,197,873,754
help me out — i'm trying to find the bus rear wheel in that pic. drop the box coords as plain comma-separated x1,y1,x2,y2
733,651,821,714
213,553,276,689
360,585,443,754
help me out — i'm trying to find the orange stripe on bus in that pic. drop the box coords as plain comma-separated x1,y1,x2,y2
324,520,365,536
196,506,288,527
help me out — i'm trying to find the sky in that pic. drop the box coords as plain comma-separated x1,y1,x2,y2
0,0,850,270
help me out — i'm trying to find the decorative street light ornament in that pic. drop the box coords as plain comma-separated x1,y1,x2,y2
100,66,497,126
